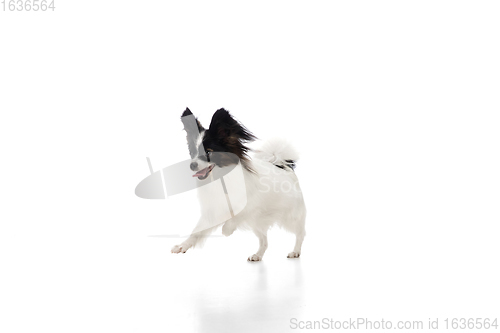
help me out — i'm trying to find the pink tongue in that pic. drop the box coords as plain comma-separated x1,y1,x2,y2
193,167,209,177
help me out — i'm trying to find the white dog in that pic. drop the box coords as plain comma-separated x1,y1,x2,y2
171,108,306,261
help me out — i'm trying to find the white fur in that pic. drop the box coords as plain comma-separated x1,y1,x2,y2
195,131,205,155
254,138,300,165
172,139,306,260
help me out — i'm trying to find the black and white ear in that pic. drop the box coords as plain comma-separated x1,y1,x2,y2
181,108,205,157
181,107,204,136
208,108,256,144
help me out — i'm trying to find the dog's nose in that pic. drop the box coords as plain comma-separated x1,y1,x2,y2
190,162,198,171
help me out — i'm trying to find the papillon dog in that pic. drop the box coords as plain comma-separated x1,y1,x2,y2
171,108,306,261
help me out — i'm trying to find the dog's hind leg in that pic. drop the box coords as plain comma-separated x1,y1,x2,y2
287,215,306,259
287,232,304,258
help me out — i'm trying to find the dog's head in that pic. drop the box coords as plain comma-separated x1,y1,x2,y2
181,108,256,179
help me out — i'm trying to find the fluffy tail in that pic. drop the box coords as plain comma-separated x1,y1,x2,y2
254,138,299,171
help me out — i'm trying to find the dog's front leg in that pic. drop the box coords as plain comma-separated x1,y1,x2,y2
171,217,217,254
221,219,237,237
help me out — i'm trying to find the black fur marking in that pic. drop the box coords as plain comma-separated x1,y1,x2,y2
285,159,296,170
180,108,257,172
203,108,256,171
274,159,296,171
181,108,192,117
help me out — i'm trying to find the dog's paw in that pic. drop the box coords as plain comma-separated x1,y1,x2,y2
247,254,262,262
287,252,300,258
221,223,236,237
171,244,187,254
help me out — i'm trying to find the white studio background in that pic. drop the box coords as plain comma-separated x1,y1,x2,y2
1,1,499,332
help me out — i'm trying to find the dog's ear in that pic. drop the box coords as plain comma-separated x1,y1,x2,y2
181,107,204,136
208,108,256,144
181,108,205,158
